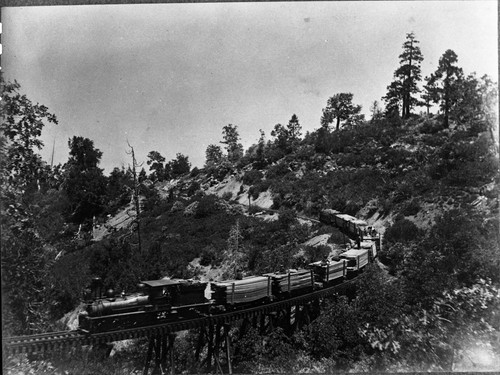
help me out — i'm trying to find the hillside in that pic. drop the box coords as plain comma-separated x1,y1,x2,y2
2,86,499,373
42,114,498,373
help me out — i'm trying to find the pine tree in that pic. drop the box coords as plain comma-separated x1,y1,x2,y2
271,114,303,154
426,49,463,128
221,124,244,163
321,93,362,131
205,144,224,167
384,32,424,119
64,136,107,224
223,220,245,280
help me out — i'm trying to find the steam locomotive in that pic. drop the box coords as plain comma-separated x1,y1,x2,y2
78,209,381,334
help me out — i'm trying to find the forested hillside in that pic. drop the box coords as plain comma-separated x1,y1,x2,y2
2,34,499,373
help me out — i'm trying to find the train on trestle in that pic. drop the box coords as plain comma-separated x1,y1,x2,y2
78,209,382,334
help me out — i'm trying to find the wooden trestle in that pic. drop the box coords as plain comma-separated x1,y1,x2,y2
142,300,323,375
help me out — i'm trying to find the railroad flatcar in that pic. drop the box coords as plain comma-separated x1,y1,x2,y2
360,241,378,260
211,276,272,306
264,269,315,298
309,259,347,286
319,209,369,241
335,214,368,240
339,249,369,273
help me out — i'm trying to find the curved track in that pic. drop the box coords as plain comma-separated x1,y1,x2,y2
3,275,358,355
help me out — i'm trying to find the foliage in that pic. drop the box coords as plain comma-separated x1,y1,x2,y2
383,80,403,118
394,208,500,309
426,49,463,128
369,100,384,123
199,245,222,267
248,179,271,200
271,114,303,155
0,77,63,335
384,32,424,119
205,158,233,181
1,210,55,334
321,92,363,131
361,280,500,371
0,76,58,192
169,152,191,178
146,150,167,181
63,136,107,224
194,194,219,218
251,129,268,169
242,169,263,186
204,143,224,167
234,327,297,373
106,167,134,215
302,244,331,264
221,124,244,163
221,220,247,279
428,131,498,187
384,216,423,245
305,296,364,367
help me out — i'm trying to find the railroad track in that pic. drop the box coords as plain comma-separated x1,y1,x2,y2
2,275,358,356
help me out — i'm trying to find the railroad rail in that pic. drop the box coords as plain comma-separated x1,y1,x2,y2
3,274,357,356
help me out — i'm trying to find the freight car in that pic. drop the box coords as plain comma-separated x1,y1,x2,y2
339,249,369,273
211,276,272,306
319,209,381,251
264,269,316,298
309,259,347,286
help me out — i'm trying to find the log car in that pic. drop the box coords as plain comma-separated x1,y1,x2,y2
309,259,347,286
211,276,273,306
339,249,369,274
264,269,315,298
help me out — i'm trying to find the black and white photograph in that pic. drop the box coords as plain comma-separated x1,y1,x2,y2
1,1,499,373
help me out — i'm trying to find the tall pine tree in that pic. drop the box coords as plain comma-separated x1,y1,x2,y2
426,49,463,128
384,32,424,119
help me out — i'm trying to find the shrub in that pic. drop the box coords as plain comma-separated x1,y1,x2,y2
419,119,443,134
248,185,260,200
242,170,263,185
222,191,233,201
205,160,233,181
195,195,219,218
277,208,298,229
199,245,221,266
189,167,200,177
384,217,423,244
266,162,290,180
402,198,421,216
186,181,200,197
248,179,271,200
248,205,261,215
306,296,364,367
303,244,331,263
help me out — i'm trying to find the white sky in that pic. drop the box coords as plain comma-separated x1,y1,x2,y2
2,1,498,172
